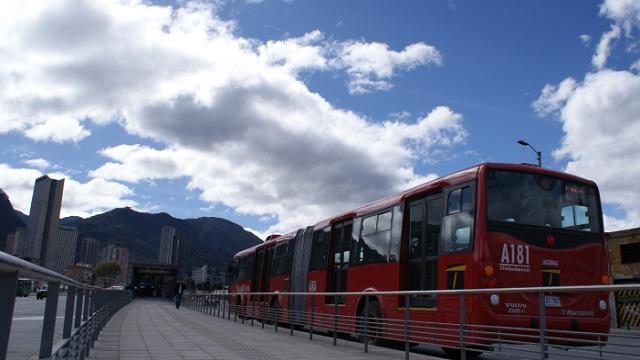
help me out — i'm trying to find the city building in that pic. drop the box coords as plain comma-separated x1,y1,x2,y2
192,265,209,284
51,225,77,274
78,237,98,266
98,244,130,285
99,244,116,263
5,227,27,258
606,228,640,329
24,175,64,268
64,263,93,284
131,262,178,298
114,246,130,285
158,225,180,265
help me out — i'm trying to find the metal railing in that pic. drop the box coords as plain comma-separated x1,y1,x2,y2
0,251,132,360
183,284,640,360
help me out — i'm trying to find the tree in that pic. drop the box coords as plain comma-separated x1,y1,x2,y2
95,260,121,280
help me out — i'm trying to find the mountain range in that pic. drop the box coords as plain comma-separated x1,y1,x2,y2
0,189,262,275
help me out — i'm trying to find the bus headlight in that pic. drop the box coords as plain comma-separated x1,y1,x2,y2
599,300,607,311
490,294,500,306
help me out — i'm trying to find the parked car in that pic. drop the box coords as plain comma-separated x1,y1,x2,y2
36,285,48,300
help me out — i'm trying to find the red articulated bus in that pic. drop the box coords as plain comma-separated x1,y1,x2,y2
228,163,610,351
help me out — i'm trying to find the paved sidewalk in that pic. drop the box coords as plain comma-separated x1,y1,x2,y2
89,299,442,360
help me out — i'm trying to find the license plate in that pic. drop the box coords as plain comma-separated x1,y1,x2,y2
544,296,561,307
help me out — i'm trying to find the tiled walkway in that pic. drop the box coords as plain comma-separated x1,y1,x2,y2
89,300,442,360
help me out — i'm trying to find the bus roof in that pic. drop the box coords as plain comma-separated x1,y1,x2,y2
274,230,297,245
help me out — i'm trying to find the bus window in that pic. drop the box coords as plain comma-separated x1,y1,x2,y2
389,205,403,261
353,209,394,265
487,170,601,233
271,243,290,277
441,184,475,253
309,228,329,271
228,262,238,282
237,257,247,280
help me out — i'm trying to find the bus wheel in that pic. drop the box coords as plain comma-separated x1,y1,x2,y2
442,347,481,359
357,300,382,345
236,296,245,319
270,298,280,325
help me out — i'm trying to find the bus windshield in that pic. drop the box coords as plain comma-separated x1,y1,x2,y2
487,170,601,233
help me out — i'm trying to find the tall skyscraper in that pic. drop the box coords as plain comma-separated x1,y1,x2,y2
52,226,77,274
159,225,179,265
5,227,27,258
113,247,130,284
78,237,98,266
25,175,64,267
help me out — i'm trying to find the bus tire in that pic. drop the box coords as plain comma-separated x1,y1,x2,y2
270,298,279,325
236,296,245,319
357,299,383,345
442,347,481,359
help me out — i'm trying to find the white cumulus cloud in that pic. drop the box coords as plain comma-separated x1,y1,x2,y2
592,25,621,70
90,105,465,232
532,78,577,116
23,158,51,170
579,34,592,46
336,41,443,94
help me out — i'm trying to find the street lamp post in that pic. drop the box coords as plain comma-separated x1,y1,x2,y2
517,139,542,167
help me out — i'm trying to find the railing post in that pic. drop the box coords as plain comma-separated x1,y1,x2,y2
598,335,603,360
539,291,547,360
0,271,18,359
234,299,238,322
63,286,76,339
290,299,294,336
251,300,255,326
333,295,338,346
75,288,84,328
83,290,90,321
364,295,369,353
39,281,60,359
460,293,466,360
274,297,278,332
309,295,314,341
404,295,410,360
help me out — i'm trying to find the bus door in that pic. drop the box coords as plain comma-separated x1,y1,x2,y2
262,246,274,303
252,249,264,302
407,193,442,308
327,221,353,304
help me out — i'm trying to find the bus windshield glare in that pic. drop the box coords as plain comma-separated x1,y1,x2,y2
487,170,601,233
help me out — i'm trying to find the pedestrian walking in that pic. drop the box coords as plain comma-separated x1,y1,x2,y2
174,280,186,309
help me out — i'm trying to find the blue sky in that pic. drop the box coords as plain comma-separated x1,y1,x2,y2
1,0,639,237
